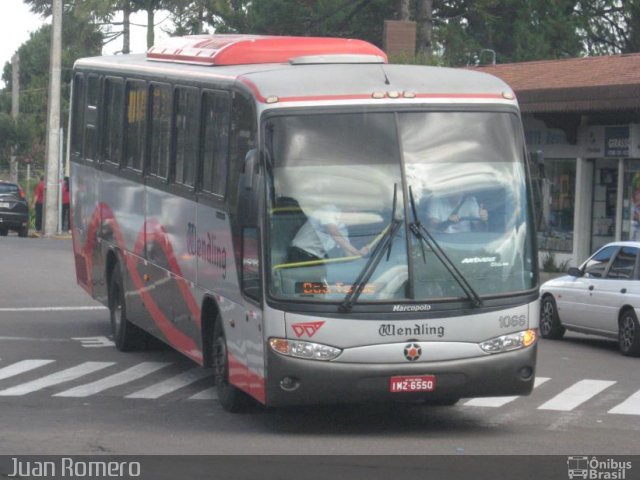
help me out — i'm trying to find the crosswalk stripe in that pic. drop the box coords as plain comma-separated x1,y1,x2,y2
54,362,170,398
464,376,551,407
189,387,218,400
608,389,640,416
537,379,616,411
125,368,211,399
0,360,55,381
0,362,115,396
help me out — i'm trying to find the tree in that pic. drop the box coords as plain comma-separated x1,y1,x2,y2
0,13,102,169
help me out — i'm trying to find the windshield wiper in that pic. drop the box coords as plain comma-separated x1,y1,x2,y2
408,188,482,307
339,184,402,313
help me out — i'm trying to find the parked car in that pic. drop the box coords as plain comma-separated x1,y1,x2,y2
0,181,29,237
540,241,640,356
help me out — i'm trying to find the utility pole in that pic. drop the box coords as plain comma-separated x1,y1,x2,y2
9,53,19,184
44,0,63,237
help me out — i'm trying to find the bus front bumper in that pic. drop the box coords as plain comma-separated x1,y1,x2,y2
264,345,537,407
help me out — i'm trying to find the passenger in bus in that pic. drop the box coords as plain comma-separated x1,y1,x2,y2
428,193,488,233
288,205,370,262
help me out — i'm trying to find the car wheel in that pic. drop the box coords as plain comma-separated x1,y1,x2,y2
540,295,566,339
212,319,252,412
18,226,28,238
0,228,8,236
109,263,147,351
618,309,640,357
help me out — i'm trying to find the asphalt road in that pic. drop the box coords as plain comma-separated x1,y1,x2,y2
0,236,639,457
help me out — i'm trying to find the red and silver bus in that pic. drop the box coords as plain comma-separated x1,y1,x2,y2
70,35,539,411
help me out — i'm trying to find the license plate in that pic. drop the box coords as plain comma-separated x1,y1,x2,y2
0,202,9,209
389,375,436,393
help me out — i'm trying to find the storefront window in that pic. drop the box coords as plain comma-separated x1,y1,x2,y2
591,159,618,252
538,159,575,252
622,160,640,241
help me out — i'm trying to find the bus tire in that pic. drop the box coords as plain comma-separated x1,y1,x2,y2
212,319,252,412
109,263,147,352
539,295,565,339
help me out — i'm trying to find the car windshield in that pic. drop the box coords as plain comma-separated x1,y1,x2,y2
265,110,536,304
0,184,19,195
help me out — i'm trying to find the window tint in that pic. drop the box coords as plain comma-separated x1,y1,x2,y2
201,91,230,195
584,245,618,278
149,84,171,179
174,87,199,187
124,81,146,172
607,247,638,280
84,74,100,161
71,74,84,155
230,93,256,171
102,77,124,165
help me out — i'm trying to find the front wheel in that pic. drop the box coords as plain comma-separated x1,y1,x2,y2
0,227,8,236
109,263,147,351
619,310,640,356
540,296,565,339
212,319,253,412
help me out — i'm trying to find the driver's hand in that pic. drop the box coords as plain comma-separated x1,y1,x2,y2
359,245,370,256
448,214,460,223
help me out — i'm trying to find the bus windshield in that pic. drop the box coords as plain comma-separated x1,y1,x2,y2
265,110,535,304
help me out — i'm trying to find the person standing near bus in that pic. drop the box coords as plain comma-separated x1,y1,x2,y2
62,177,70,232
31,176,45,233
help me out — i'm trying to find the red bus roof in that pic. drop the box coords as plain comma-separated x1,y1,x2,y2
146,34,388,66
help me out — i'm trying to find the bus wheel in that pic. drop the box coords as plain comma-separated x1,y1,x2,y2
540,295,565,339
212,319,252,412
109,263,147,352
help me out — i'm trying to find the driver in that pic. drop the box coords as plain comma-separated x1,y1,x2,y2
288,205,370,262
428,193,488,233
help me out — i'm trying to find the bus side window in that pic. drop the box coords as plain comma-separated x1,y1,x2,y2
149,83,171,179
201,91,230,196
230,93,256,173
84,74,100,162
174,87,199,187
102,77,124,166
124,80,146,172
70,73,85,156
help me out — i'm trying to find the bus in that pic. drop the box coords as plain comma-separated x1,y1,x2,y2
70,34,539,412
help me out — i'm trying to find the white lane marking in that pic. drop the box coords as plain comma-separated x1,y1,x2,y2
0,362,115,396
0,306,107,312
538,379,616,411
464,376,551,407
72,336,115,348
126,368,211,399
189,387,218,400
54,362,171,398
0,336,70,343
0,360,56,381
608,389,640,415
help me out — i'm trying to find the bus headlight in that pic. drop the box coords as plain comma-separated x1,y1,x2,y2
480,329,537,354
269,338,342,361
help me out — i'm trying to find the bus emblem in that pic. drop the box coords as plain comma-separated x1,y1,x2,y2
292,321,325,338
403,343,422,361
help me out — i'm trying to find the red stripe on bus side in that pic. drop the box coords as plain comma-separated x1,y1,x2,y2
228,351,266,404
82,203,203,364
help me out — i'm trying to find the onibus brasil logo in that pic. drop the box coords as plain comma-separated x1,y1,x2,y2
567,456,632,479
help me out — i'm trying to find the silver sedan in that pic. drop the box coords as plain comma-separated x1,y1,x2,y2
540,241,640,356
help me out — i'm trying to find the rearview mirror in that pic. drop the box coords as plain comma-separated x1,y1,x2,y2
567,267,582,277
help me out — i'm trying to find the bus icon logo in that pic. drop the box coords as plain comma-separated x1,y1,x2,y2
403,343,422,361
291,321,325,338
567,456,589,479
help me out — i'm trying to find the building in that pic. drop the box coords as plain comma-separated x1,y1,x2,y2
477,54,640,267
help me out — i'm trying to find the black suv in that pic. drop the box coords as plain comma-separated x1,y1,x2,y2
0,181,29,237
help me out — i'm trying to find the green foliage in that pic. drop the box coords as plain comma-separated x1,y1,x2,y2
0,12,102,170
541,251,570,273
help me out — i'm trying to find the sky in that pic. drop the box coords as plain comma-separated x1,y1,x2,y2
0,0,170,88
